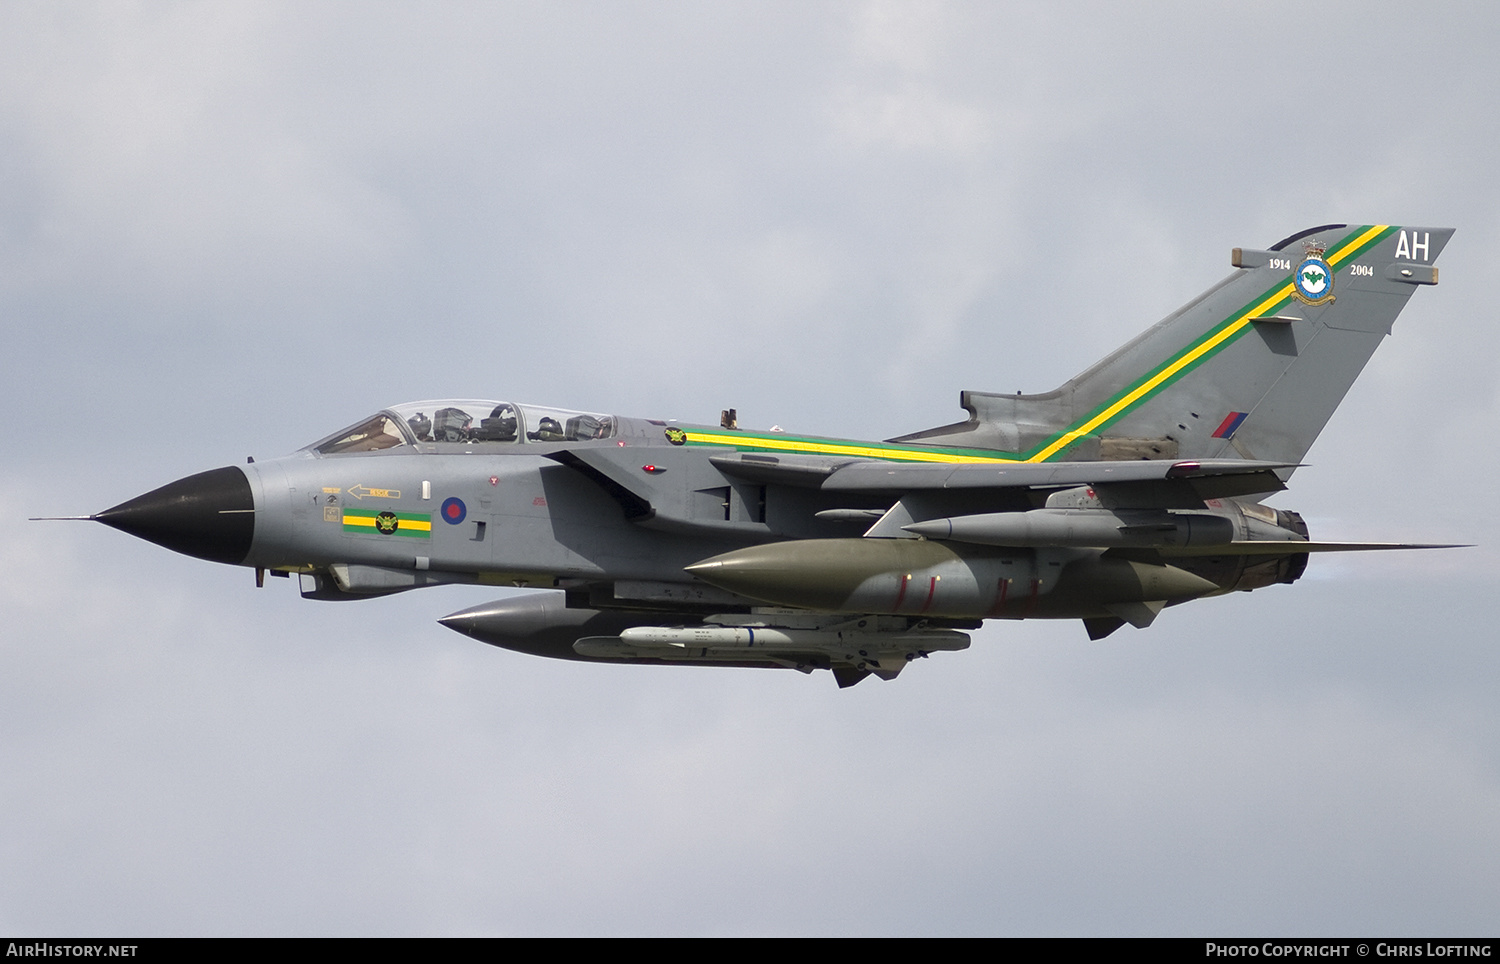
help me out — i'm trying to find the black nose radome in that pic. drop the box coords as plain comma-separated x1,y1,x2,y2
95,466,255,565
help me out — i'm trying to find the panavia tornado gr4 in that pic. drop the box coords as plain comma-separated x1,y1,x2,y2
72,224,1456,687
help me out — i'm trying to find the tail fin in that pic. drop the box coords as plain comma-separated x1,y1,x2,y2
901,225,1453,464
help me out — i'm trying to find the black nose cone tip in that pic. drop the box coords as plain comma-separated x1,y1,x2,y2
95,466,255,565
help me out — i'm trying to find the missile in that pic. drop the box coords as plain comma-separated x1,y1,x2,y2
574,624,970,677
614,625,970,651
902,508,1234,548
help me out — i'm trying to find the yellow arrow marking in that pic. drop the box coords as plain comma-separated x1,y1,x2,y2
347,484,402,500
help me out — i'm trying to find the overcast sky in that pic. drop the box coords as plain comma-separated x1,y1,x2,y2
4,2,1498,936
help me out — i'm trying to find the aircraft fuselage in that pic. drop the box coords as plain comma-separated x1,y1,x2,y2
76,224,1456,685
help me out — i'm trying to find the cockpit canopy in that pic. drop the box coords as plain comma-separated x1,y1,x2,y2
310,399,617,455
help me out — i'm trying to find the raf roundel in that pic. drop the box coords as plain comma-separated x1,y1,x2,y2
440,497,467,525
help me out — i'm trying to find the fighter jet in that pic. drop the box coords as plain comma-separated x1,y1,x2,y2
68,224,1456,686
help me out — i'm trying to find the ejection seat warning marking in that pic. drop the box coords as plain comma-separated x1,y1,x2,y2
342,508,432,538
346,484,400,500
